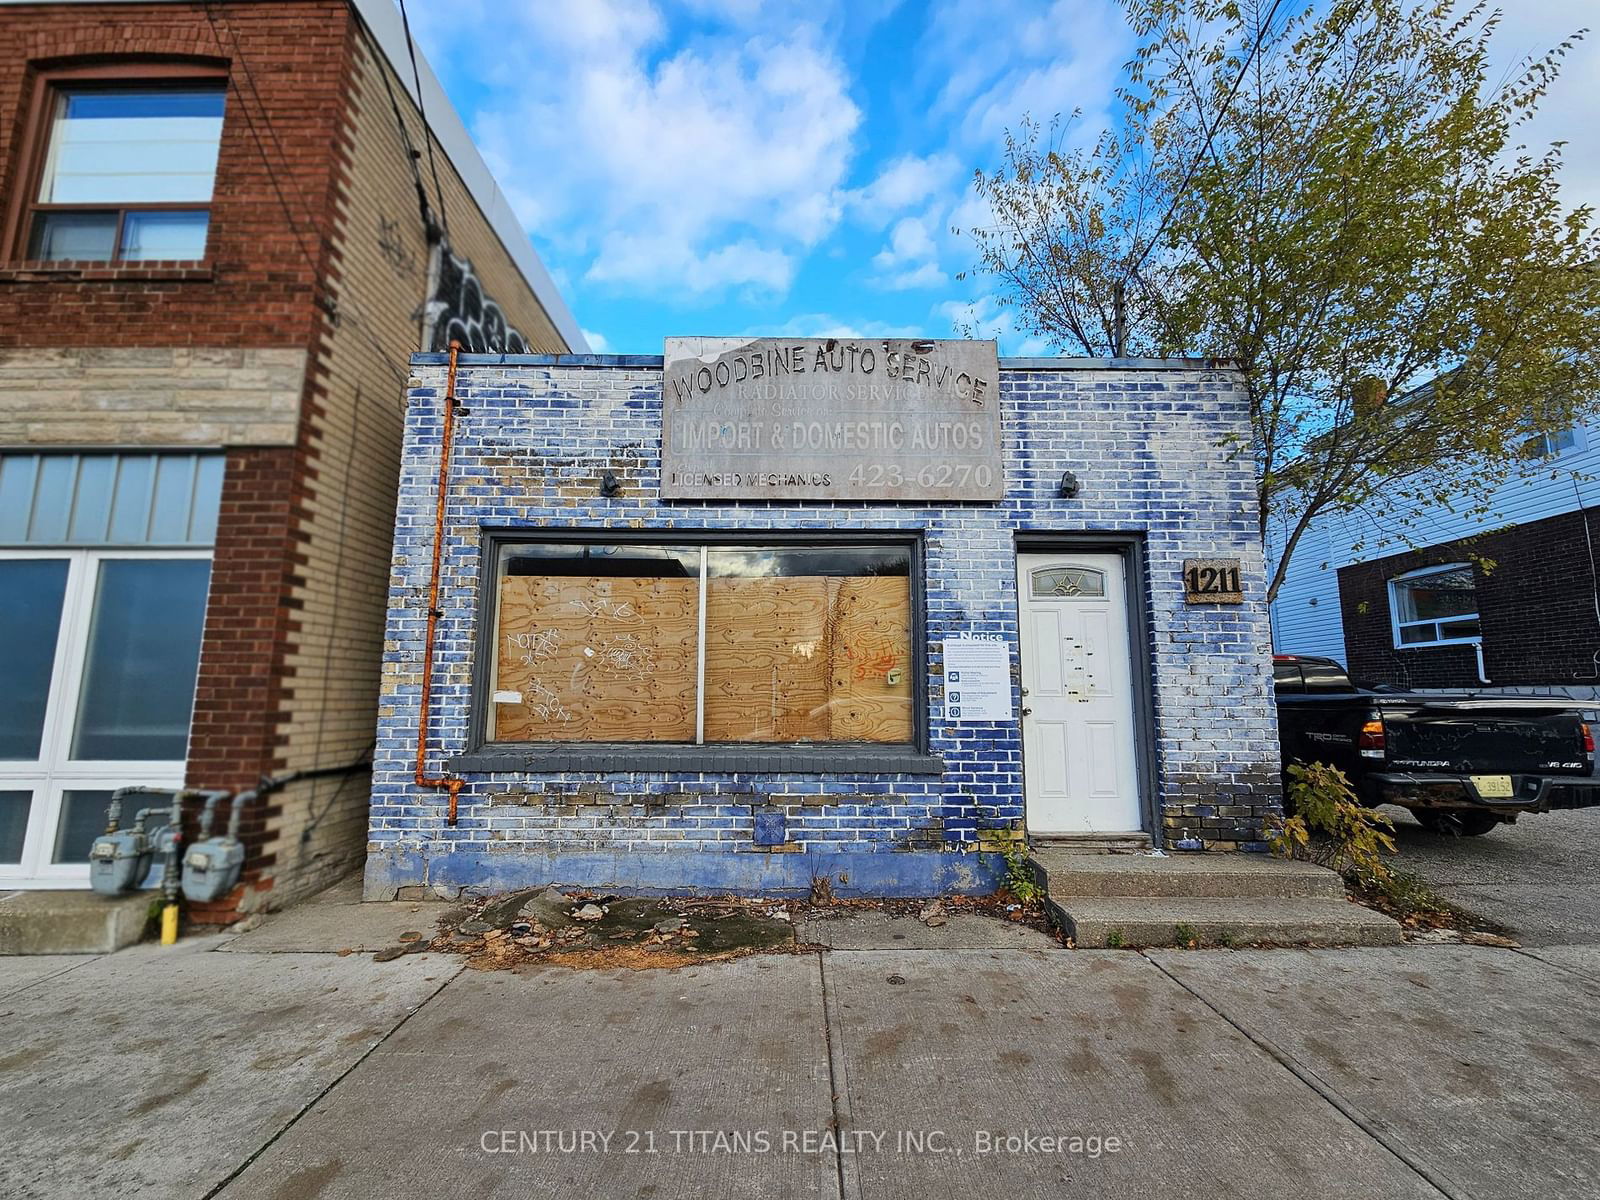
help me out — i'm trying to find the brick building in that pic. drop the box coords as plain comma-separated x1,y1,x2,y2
1270,417,1600,695
0,0,582,919
367,346,1280,900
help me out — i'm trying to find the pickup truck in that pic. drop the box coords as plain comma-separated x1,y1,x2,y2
1274,654,1600,836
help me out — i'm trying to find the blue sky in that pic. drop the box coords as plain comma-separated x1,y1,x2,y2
406,0,1598,356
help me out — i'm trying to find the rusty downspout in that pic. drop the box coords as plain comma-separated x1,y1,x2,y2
416,340,465,824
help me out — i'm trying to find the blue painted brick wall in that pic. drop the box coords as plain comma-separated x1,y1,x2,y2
365,354,1281,899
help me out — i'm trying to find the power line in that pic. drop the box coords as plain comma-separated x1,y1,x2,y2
202,1,326,281
398,0,450,240
202,2,414,390
1121,0,1288,286
359,15,437,236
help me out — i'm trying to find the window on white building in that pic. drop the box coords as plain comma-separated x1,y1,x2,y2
1519,427,1583,459
1389,563,1480,648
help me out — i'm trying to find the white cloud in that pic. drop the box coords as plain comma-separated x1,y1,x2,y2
581,328,610,352
408,0,860,298
880,262,948,292
588,236,795,297
872,215,939,269
915,0,1128,147
935,294,1056,357
845,154,963,226
740,313,930,340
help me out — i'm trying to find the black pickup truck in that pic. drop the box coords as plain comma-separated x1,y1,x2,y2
1274,654,1600,835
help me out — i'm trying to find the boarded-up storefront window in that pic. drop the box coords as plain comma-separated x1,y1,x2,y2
488,542,914,745
704,547,912,743
491,545,700,742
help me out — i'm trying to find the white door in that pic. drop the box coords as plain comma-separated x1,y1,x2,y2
1017,553,1142,834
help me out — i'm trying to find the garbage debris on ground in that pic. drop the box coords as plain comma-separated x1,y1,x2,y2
407,890,799,972
373,884,1059,970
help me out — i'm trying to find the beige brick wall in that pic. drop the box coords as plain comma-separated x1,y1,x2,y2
244,19,571,909
0,347,305,447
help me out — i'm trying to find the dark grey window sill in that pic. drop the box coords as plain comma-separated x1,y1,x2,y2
449,744,944,776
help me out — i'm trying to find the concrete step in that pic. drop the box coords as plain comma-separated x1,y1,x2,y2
1031,849,1345,900
1049,894,1404,949
0,889,154,955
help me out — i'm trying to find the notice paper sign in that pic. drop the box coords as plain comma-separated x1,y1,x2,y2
942,634,1013,721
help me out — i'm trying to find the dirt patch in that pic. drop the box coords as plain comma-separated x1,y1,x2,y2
425,890,799,972
402,888,1052,971
1345,869,1513,941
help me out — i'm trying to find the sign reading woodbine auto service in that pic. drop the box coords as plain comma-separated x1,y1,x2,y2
662,336,1003,501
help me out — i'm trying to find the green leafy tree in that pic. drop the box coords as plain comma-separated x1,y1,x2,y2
966,1,1600,600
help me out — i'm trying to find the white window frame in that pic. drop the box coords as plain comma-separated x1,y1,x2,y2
1388,562,1481,650
0,547,205,888
1520,426,1586,460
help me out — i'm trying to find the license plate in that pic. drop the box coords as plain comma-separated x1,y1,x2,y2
1471,774,1514,799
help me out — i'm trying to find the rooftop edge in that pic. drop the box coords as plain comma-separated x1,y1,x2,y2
407,353,1239,370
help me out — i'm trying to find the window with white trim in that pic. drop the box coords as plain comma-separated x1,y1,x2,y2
1519,427,1584,460
0,451,219,886
1389,563,1480,648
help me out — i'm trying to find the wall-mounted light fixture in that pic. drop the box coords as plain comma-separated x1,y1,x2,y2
599,469,623,498
1058,471,1080,499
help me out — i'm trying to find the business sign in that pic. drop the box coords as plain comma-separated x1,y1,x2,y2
942,634,1014,722
661,336,1003,501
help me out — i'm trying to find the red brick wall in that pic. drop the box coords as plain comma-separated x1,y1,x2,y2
1337,508,1600,689
0,2,356,919
0,0,348,348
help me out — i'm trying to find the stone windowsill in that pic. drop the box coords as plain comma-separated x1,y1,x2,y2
449,743,945,777
0,260,215,283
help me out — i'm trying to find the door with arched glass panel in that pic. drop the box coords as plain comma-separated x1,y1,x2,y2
1016,553,1141,833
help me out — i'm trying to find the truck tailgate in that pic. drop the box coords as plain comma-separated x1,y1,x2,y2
1384,706,1590,774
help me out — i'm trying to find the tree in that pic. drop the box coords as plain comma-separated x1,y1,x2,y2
966,0,1600,602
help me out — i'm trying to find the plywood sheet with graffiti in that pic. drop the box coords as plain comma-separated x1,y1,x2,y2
703,575,912,744
493,576,697,742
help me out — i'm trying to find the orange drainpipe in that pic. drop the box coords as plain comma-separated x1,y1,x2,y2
416,340,465,825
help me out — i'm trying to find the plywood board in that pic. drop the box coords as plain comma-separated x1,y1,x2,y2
704,576,832,742
493,575,697,742
704,575,912,744
828,576,914,742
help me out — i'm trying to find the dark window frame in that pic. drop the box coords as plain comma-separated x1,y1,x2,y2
452,528,942,776
5,61,228,266
1013,531,1161,843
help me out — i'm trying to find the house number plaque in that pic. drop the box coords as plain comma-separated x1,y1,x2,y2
1183,558,1244,604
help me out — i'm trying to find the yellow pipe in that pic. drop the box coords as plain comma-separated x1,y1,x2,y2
160,903,179,946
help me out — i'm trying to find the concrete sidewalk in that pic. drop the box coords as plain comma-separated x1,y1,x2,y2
2,916,1596,1200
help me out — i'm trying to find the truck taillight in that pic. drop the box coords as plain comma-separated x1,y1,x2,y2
1358,717,1385,759
1584,723,1595,756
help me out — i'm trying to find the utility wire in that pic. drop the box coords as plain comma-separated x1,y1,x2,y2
398,0,450,239
202,1,326,282
359,15,436,235
204,3,415,389
1123,0,1287,281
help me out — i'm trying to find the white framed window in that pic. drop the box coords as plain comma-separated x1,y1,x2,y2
0,450,219,888
0,549,210,887
1519,427,1585,460
1389,563,1481,649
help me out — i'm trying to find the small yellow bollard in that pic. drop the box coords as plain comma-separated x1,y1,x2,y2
160,903,179,946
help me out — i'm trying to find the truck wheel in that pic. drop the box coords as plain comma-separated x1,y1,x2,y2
1411,809,1500,837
